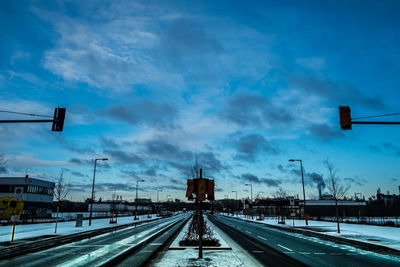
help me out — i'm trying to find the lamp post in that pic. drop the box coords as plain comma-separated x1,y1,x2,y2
289,159,308,226
245,183,253,202
89,158,108,226
157,190,162,203
232,190,238,216
134,179,145,220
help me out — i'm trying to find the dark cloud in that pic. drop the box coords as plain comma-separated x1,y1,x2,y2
103,149,144,165
70,171,87,177
219,94,293,127
233,133,279,162
99,136,119,149
144,168,156,176
145,140,192,161
241,173,260,183
159,18,222,64
289,75,386,110
120,169,140,179
240,173,281,187
55,136,95,155
69,158,92,165
70,182,136,193
344,177,367,186
368,143,400,156
308,123,343,140
99,100,178,128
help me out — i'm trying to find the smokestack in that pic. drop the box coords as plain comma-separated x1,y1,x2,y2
318,187,322,200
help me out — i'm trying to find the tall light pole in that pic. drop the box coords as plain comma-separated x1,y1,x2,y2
232,190,237,200
157,190,162,203
89,158,108,226
245,183,252,202
232,190,238,215
289,159,308,226
134,179,145,220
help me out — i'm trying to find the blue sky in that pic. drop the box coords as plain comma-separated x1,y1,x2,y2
1,0,399,202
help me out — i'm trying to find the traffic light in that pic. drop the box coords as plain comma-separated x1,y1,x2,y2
339,106,352,130
52,108,66,132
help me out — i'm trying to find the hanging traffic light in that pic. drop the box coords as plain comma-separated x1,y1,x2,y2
339,106,352,130
52,108,66,132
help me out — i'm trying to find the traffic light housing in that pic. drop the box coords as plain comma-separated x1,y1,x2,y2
339,106,352,130
52,108,66,132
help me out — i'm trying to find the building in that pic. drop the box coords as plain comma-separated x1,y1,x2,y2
0,175,55,221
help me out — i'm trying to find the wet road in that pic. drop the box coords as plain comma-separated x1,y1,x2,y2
0,214,189,267
210,214,400,267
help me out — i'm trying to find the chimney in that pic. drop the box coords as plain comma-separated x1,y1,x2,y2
318,187,322,200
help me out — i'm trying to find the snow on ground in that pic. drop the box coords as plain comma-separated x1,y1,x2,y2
0,214,158,243
223,214,400,251
153,215,259,267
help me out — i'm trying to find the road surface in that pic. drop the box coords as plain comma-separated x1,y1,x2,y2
209,214,400,267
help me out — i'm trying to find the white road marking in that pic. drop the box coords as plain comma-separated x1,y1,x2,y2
257,235,268,241
314,252,325,255
299,252,311,255
277,244,293,252
245,230,252,234
252,250,264,253
149,243,163,246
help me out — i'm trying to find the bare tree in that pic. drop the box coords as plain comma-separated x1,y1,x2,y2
0,154,7,174
325,160,350,233
54,170,70,233
272,187,287,198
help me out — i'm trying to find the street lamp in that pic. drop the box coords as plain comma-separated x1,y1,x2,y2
89,158,108,226
157,190,162,203
289,159,308,226
134,179,145,220
245,183,253,202
232,190,238,216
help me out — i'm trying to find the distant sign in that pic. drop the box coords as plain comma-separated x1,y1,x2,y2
75,214,83,227
10,215,20,222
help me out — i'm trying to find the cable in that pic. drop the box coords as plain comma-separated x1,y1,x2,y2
0,109,53,118
352,112,400,120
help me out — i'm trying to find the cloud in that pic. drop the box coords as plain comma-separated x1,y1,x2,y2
99,100,178,128
289,74,386,110
344,177,367,186
368,143,400,156
219,94,293,127
158,18,222,64
99,136,120,149
103,149,144,165
240,173,281,187
308,123,343,140
230,132,279,162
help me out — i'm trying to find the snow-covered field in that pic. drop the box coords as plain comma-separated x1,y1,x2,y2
0,214,158,243
224,214,400,251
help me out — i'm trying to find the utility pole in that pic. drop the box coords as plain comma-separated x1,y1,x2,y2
289,159,308,226
245,183,253,202
134,179,145,220
89,158,108,226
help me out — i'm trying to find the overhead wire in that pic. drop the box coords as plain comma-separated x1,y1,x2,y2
0,109,52,118
352,112,400,120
